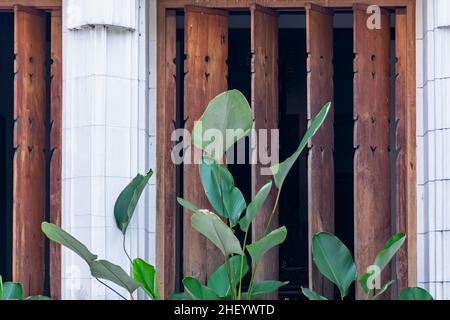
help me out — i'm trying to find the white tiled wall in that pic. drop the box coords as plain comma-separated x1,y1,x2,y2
62,0,157,300
416,0,450,300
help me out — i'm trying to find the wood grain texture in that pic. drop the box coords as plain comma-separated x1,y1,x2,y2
156,9,177,299
306,2,335,299
250,4,279,298
50,8,62,300
183,5,228,282
0,0,60,9
13,5,47,296
353,4,391,300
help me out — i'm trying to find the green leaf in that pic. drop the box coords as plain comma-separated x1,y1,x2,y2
183,277,221,300
359,233,406,294
248,281,289,300
192,90,253,161
301,287,328,301
2,283,23,300
133,258,160,300
239,181,272,233
42,222,97,262
371,280,395,300
169,292,192,300
271,102,331,188
312,232,357,299
399,287,434,300
90,260,140,294
26,296,53,300
114,170,153,235
191,210,244,257
0,275,3,299
42,223,139,295
208,256,249,298
177,197,199,213
247,227,287,265
199,160,246,226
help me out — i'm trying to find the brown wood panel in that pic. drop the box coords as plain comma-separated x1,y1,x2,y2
353,4,391,300
0,0,60,9
50,8,62,300
183,5,228,282
251,4,279,297
306,2,334,299
156,9,177,298
13,4,47,296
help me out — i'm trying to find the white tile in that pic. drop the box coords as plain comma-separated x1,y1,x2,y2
416,87,425,136
416,0,424,39
106,78,133,128
425,31,435,83
72,126,92,178
70,178,92,215
417,233,426,283
417,185,426,234
426,182,436,232
417,135,425,185
105,126,131,177
416,39,424,88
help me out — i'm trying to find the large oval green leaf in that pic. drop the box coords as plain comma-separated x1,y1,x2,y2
247,227,287,265
359,233,406,294
133,258,160,300
183,277,221,300
191,210,244,257
207,255,249,298
239,181,272,233
199,160,246,226
2,283,23,300
114,170,153,235
312,232,357,299
271,102,331,189
399,287,433,300
192,90,253,161
301,287,328,301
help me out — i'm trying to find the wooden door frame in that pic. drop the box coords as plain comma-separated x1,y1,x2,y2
156,0,417,297
0,0,62,298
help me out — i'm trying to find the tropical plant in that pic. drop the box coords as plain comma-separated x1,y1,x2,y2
42,170,159,300
173,90,331,300
302,232,433,301
0,276,51,300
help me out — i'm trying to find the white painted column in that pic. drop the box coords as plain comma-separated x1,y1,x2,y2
62,0,157,300
416,0,450,300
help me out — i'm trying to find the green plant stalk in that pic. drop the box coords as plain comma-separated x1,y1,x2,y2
237,230,249,300
247,185,283,298
123,235,133,265
96,278,128,300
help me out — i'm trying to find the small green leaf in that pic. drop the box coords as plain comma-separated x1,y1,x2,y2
169,292,192,300
133,258,160,300
301,287,328,300
239,181,272,233
248,281,289,300
199,160,246,226
191,210,244,257
2,283,23,300
247,227,287,265
177,197,199,213
42,222,97,262
371,280,395,300
183,277,221,300
192,90,253,161
359,233,406,294
312,232,357,299
271,102,331,188
208,256,249,298
399,287,434,300
90,260,140,294
114,170,153,235
26,296,53,300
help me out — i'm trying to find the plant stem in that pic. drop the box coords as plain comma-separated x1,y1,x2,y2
237,230,249,300
96,278,128,300
123,235,133,265
224,256,236,299
247,264,259,299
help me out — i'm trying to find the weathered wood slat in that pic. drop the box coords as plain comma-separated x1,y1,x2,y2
13,4,47,296
156,9,177,298
306,2,335,299
395,8,408,294
183,5,228,282
50,8,62,300
353,4,391,300
251,4,279,297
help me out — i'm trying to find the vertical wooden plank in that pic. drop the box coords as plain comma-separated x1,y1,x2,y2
395,8,408,294
353,4,391,300
13,5,47,296
156,8,177,299
251,4,279,296
183,5,228,282
49,8,62,300
306,2,335,299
